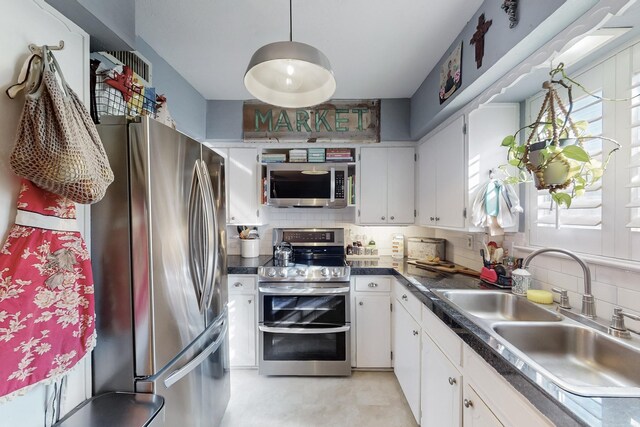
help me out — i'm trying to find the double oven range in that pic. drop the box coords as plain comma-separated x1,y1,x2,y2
257,228,351,376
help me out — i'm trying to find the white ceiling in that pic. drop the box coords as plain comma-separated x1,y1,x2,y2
135,0,483,100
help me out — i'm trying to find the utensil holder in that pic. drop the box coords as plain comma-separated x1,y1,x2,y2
241,238,260,258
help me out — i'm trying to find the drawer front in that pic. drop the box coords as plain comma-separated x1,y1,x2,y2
393,281,421,322
354,276,391,292
228,275,256,293
422,305,462,367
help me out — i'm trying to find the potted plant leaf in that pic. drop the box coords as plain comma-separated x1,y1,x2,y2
500,63,620,208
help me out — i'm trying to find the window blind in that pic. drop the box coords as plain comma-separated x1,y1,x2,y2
627,70,640,229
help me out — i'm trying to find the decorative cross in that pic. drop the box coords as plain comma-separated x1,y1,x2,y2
470,13,492,69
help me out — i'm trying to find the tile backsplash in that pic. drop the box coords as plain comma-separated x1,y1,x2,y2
227,207,433,256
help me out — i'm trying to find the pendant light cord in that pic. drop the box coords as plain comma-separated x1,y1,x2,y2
289,0,293,42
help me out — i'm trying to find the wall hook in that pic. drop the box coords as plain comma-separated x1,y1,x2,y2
28,40,64,56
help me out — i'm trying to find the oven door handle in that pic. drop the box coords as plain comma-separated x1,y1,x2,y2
258,286,350,295
258,325,350,334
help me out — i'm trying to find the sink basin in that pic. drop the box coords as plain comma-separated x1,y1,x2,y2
493,323,640,396
433,290,562,322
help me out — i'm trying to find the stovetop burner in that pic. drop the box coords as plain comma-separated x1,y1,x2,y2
260,227,350,282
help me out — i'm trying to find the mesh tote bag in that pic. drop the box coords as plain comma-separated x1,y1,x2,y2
10,46,113,204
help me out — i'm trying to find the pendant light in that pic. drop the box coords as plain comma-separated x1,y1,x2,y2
244,0,336,108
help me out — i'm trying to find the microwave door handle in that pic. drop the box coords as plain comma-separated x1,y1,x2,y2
330,167,335,202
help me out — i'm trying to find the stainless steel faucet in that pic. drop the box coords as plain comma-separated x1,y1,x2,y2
523,248,596,319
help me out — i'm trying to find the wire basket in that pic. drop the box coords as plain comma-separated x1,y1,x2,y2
91,61,157,123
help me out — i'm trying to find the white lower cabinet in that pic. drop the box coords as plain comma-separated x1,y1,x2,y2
393,294,421,423
355,294,391,368
352,276,392,368
462,384,503,427
421,332,462,427
420,299,552,427
228,275,257,367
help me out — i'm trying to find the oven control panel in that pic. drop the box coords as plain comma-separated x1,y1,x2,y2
258,266,350,282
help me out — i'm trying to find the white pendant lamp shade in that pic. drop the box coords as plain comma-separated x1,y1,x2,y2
244,41,336,108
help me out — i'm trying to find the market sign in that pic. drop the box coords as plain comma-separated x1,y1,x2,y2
243,100,380,142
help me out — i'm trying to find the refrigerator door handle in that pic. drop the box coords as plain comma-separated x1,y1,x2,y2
196,160,215,312
200,161,219,310
163,317,227,388
188,162,204,310
140,306,227,385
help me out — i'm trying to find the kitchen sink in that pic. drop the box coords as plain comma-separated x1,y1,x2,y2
493,323,640,396
433,289,562,322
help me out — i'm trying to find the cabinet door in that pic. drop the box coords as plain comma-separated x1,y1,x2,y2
359,147,388,224
355,294,391,368
388,147,415,224
462,384,504,427
228,148,260,224
418,141,437,226
421,332,462,427
393,300,421,423
228,293,256,367
435,116,465,228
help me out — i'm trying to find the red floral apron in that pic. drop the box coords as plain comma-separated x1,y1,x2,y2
0,179,96,400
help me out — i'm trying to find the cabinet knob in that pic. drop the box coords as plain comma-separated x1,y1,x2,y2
435,217,440,221
390,216,395,220
359,301,364,306
381,216,386,220
368,282,378,288
231,216,235,221
463,399,473,408
402,294,408,300
234,282,243,288
430,217,435,221
448,377,456,385
248,299,252,304
412,330,419,336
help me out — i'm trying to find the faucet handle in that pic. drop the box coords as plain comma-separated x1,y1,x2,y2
551,288,571,309
608,307,640,339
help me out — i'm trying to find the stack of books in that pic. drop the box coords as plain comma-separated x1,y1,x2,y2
326,148,353,162
262,153,287,163
289,149,307,162
307,148,326,163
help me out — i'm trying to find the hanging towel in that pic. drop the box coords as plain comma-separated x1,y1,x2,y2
0,180,96,401
472,178,522,231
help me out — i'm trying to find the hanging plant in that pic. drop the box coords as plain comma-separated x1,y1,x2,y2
500,63,620,208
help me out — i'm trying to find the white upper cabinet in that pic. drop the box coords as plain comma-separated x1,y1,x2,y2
418,116,466,229
359,146,415,225
228,147,261,225
417,104,519,231
467,104,520,232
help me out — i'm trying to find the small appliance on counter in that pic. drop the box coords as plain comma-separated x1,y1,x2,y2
407,237,445,261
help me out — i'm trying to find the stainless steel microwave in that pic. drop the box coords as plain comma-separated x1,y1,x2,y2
266,163,348,208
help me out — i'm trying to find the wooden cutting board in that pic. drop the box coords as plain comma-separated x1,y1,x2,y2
409,260,481,277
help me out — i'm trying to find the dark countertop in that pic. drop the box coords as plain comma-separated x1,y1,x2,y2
227,255,640,427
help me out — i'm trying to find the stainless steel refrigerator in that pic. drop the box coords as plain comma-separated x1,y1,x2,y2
91,116,229,427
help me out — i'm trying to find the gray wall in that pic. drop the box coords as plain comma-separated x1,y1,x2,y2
206,98,411,142
410,0,588,140
136,37,207,140
45,0,135,51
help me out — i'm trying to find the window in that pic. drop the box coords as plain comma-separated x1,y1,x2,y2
527,41,640,260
